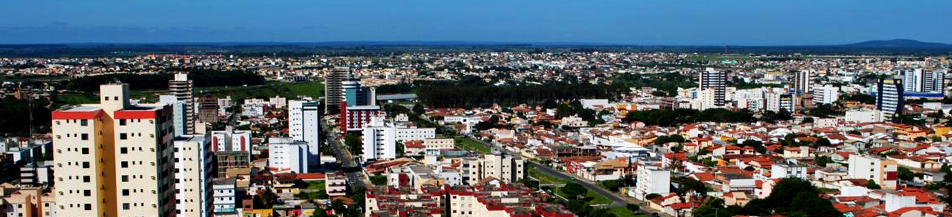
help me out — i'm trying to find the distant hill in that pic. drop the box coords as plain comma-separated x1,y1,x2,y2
839,39,952,49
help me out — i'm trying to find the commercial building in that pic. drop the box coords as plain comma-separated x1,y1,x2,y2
848,154,898,189
172,135,214,217
876,78,904,122
288,100,320,166
168,73,195,134
268,137,309,174
699,68,728,107
634,165,670,200
51,83,175,217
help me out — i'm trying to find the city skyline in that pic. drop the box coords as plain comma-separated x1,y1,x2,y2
1,0,950,45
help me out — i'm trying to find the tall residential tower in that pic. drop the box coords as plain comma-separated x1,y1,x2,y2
52,83,176,217
169,73,195,134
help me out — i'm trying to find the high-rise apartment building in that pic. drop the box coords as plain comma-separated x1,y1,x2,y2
197,95,220,124
794,70,812,95
267,137,309,174
159,95,188,137
169,73,195,134
901,69,945,94
812,85,840,105
877,78,904,122
288,100,320,166
324,67,350,112
172,135,214,217
51,83,175,217
699,68,728,107
766,91,795,113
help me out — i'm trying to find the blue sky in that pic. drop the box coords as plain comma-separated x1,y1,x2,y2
0,0,949,45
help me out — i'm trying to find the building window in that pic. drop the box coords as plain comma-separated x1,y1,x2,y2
82,162,90,168
81,147,89,154
83,176,90,183
121,161,128,168
119,119,126,126
120,147,128,154
122,203,130,210
80,120,88,126
81,133,89,140
84,190,91,196
122,189,129,196
84,204,92,210
120,133,127,140
121,175,129,182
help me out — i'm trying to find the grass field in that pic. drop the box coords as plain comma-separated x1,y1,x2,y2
197,82,324,101
606,206,645,217
454,136,491,154
528,166,568,185
307,180,326,190
555,186,612,205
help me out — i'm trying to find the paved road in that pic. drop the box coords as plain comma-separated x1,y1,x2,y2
527,161,627,208
323,119,366,188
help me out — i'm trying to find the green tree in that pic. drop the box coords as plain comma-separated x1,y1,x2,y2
412,103,425,114
254,189,278,208
561,182,588,199
866,180,882,189
370,175,388,186
600,180,623,192
344,134,362,156
815,155,834,167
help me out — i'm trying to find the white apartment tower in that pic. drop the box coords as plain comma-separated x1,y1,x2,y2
634,165,670,200
172,135,214,217
811,85,840,105
51,83,176,217
169,73,195,134
794,70,812,95
268,137,310,174
159,95,188,137
361,117,436,163
288,100,321,166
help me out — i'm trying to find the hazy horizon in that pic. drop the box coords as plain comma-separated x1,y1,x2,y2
1,0,950,45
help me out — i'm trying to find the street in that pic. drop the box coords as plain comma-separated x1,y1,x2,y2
323,119,366,188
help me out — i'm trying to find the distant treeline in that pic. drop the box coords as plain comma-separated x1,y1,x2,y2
0,96,52,136
64,69,264,91
622,108,757,126
417,83,625,108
